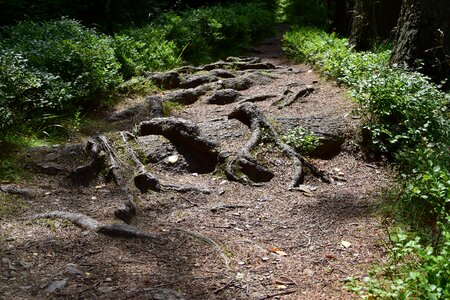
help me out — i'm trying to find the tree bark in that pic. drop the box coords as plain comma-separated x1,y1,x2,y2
350,0,401,50
333,0,351,35
390,0,450,82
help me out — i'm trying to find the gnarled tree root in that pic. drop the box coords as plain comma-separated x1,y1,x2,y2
273,86,315,109
228,102,332,189
138,117,219,174
120,131,161,193
27,211,162,241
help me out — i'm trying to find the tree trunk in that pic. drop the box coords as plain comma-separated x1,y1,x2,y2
350,0,401,50
390,0,450,82
333,0,350,35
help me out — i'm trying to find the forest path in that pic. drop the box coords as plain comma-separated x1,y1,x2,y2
0,27,391,299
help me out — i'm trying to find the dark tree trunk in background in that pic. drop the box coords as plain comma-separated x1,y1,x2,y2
390,0,450,82
350,0,401,50
333,0,350,35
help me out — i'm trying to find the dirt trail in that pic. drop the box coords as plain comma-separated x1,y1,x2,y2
0,28,391,299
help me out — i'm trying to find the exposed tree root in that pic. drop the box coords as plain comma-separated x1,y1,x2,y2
138,117,220,174
239,94,278,104
0,185,35,197
27,211,162,241
91,136,138,223
228,103,332,189
174,228,230,268
120,131,161,193
274,86,315,109
161,184,211,195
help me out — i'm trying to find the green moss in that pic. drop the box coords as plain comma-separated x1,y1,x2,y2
163,100,184,116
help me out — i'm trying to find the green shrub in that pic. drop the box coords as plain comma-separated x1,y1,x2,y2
0,49,71,133
278,0,329,28
283,27,449,155
347,221,450,299
113,27,179,78
280,126,322,155
159,3,275,64
0,18,122,138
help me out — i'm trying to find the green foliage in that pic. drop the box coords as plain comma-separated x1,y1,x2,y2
346,221,450,299
283,27,449,155
117,77,158,96
163,101,184,117
159,3,275,64
113,28,179,78
283,27,450,298
278,0,329,28
280,126,322,155
2,18,122,102
0,18,122,137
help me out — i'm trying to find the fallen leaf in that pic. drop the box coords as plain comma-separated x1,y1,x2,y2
236,273,245,280
271,247,281,253
325,254,337,260
341,240,352,248
271,247,288,256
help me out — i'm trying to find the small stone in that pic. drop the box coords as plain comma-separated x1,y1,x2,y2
261,256,269,261
105,277,112,282
65,264,83,275
167,154,179,164
46,278,67,293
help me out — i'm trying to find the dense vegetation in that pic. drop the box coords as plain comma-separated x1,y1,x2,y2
1,0,449,297
284,27,449,298
0,2,275,142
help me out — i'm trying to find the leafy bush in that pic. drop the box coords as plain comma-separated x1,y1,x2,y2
0,3,275,139
283,28,449,155
280,127,322,155
347,221,450,299
0,49,71,133
2,18,122,104
113,28,179,78
159,3,275,64
278,0,329,28
283,27,450,298
0,18,122,138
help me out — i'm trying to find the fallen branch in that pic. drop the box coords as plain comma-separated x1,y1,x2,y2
214,279,234,294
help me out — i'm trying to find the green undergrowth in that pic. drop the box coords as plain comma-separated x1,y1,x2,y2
0,2,275,143
283,27,449,298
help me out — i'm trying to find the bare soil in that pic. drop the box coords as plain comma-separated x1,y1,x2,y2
0,27,392,299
